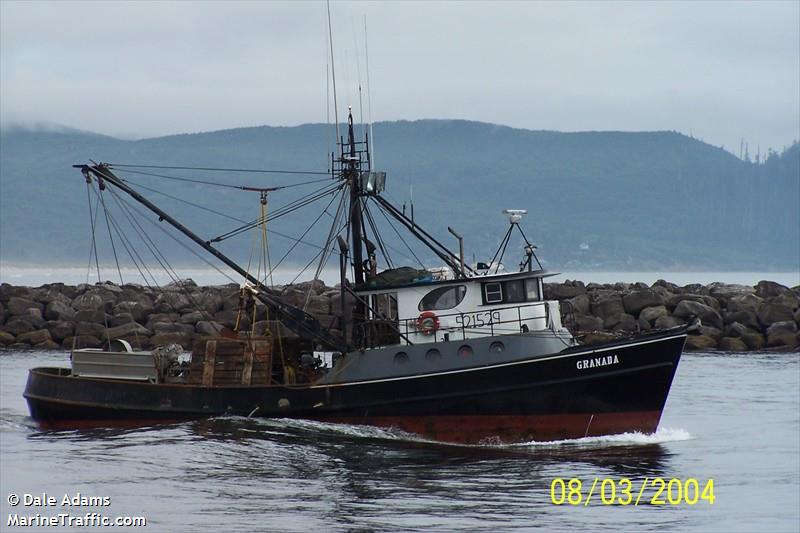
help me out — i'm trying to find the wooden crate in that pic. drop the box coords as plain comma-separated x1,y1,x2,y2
188,337,272,386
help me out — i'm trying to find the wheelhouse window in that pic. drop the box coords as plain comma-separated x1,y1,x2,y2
482,277,543,304
505,280,525,303
419,285,467,311
484,282,503,304
371,292,398,320
525,278,541,301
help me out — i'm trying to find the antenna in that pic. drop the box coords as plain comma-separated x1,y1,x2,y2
364,15,375,167
352,21,365,140
326,0,340,144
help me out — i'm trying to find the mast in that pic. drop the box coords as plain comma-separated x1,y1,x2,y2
346,110,365,286
76,163,349,352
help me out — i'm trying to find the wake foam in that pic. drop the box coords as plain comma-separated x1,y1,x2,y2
239,416,691,448
508,427,693,448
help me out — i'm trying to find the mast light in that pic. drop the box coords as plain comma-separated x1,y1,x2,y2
502,209,527,224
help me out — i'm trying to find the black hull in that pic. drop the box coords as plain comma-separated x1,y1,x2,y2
24,331,685,444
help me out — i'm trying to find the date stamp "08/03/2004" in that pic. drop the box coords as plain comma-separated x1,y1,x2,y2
550,478,716,506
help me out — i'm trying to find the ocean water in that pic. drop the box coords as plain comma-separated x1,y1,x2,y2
0,350,798,532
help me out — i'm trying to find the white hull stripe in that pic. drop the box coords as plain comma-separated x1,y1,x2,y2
312,333,686,389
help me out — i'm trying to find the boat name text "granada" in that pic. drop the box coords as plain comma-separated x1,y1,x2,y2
576,354,620,370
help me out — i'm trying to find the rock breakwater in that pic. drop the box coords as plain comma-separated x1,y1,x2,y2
0,278,798,352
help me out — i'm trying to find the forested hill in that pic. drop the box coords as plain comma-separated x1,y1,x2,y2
1,120,797,271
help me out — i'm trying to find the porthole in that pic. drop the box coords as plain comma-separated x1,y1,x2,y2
458,345,473,358
489,341,505,354
425,348,442,360
394,351,409,364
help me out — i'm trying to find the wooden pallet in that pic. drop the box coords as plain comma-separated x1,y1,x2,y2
188,337,272,386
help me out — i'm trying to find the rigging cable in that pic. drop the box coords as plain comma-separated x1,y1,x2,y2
371,199,425,268
112,167,332,191
270,187,342,274
303,186,349,310
84,182,103,285
117,175,335,253
92,186,158,287
97,190,124,285
208,182,343,243
108,163,329,175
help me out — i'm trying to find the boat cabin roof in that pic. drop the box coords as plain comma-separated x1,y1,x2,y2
353,267,559,294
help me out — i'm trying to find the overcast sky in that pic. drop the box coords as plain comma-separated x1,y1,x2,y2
1,1,798,156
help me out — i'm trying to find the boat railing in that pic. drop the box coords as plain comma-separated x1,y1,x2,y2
354,302,551,348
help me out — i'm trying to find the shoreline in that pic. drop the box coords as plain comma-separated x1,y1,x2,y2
1,278,798,352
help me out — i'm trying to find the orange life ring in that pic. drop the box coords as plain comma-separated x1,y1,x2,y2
416,311,440,335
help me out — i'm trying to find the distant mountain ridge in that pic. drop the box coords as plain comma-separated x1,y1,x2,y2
1,120,798,272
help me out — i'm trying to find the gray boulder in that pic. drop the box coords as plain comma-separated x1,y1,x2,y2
150,322,194,336
45,320,75,342
573,314,603,332
75,322,107,337
622,289,663,316
189,290,224,314
195,320,226,336
16,329,53,346
113,301,152,322
723,310,761,331
724,322,765,350
755,280,792,299
654,315,685,329
757,303,794,328
767,328,799,348
591,295,625,321
154,292,192,313
610,314,638,332
698,326,723,342
63,335,103,349
7,296,43,316
22,308,46,329
639,305,668,324
638,317,652,331
45,300,76,322
566,294,590,315
708,282,755,302
667,293,720,311
74,309,111,325
2,318,34,335
719,337,748,351
685,334,717,350
652,279,680,292
179,310,206,324
0,331,15,345
72,292,106,312
773,291,800,311
544,282,586,300
673,300,723,330
110,313,137,327
726,293,765,314
103,322,152,341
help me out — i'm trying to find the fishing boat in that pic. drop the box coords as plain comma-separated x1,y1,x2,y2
24,111,687,444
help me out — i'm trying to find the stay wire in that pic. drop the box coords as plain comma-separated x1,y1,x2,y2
304,185,348,310
97,190,125,285
119,175,333,253
84,182,103,285
270,188,342,274
92,186,157,287
109,163,330,175
111,189,239,285
370,197,425,269
210,182,343,243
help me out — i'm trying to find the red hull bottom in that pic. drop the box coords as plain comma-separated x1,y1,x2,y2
320,411,665,444
33,411,663,445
